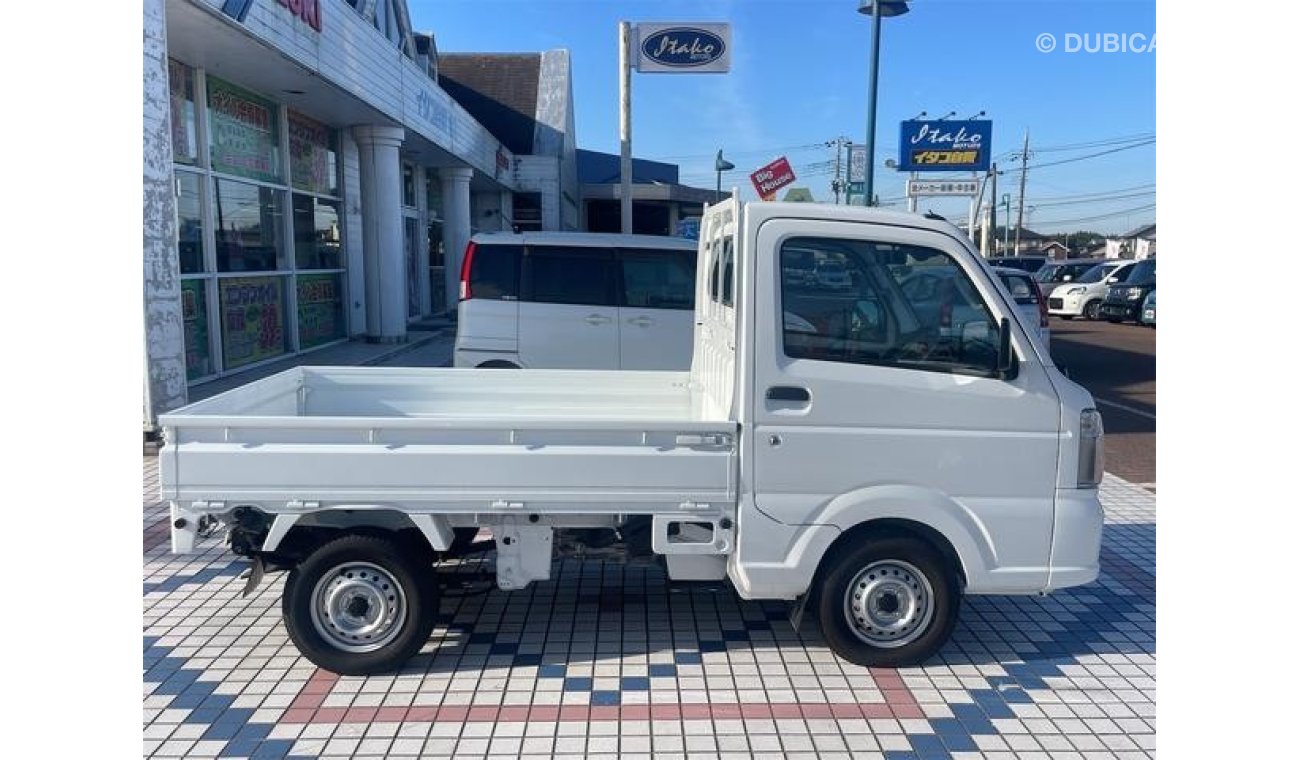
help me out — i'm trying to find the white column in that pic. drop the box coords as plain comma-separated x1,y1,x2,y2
143,0,186,428
353,125,406,342
440,167,474,313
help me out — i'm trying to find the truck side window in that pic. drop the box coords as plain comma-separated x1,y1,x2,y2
780,237,1000,377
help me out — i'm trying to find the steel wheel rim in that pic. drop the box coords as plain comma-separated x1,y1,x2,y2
843,559,934,648
310,562,407,653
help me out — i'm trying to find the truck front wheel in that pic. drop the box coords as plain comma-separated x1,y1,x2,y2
816,536,959,668
283,535,438,676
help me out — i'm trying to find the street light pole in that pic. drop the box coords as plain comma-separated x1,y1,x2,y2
715,150,735,204
858,1,910,207
864,9,882,206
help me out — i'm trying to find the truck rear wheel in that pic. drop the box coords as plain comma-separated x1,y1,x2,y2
282,534,438,676
816,536,959,668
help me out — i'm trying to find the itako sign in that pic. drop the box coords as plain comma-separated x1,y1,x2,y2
750,157,796,200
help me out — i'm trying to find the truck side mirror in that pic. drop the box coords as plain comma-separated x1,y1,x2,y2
997,318,1018,380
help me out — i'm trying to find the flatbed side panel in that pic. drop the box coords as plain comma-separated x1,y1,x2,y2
164,432,737,510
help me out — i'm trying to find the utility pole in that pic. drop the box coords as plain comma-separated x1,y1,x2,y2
618,21,633,233
827,137,849,204
1013,129,1030,256
989,162,998,254
1002,193,1011,255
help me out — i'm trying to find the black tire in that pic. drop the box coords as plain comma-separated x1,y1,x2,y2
476,361,520,369
816,536,959,668
1059,315,1074,321
282,534,438,676
1083,300,1101,321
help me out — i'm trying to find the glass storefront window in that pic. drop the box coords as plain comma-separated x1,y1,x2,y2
426,175,442,219
219,276,288,369
297,273,346,349
288,111,338,196
402,164,416,208
214,179,285,273
182,279,211,379
292,194,342,270
168,59,198,165
177,171,205,274
207,76,281,182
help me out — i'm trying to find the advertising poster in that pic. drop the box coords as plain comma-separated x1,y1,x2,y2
297,273,345,349
181,280,210,380
220,277,285,368
750,156,796,200
288,111,334,195
208,78,280,182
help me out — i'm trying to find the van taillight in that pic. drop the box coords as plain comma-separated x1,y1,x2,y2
1034,282,1049,328
458,241,477,301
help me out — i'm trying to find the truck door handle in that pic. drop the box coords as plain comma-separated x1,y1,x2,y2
627,316,655,327
584,314,612,326
766,386,810,402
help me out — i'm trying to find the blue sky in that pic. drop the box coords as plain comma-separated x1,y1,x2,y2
411,0,1155,234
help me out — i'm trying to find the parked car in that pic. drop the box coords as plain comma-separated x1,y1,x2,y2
993,266,1050,346
455,232,698,370
1048,260,1134,321
1141,290,1156,327
1035,259,1107,286
986,254,1048,273
1098,258,1156,323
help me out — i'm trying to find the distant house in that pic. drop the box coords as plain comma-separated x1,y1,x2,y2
1040,240,1069,260
1105,222,1156,260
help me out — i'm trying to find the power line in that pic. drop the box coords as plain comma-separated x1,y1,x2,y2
1028,190,1156,209
1031,202,1156,227
1027,139,1155,170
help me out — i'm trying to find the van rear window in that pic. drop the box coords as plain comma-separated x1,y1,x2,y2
469,244,521,300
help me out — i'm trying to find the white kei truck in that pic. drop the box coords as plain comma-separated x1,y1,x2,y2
159,200,1105,676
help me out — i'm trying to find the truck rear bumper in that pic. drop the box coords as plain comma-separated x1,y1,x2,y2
1044,487,1104,592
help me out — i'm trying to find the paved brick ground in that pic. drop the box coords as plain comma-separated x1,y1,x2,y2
144,457,1154,759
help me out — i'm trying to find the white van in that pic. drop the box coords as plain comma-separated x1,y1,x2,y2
454,232,698,370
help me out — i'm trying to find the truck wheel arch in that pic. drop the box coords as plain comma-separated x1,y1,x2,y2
265,509,455,567
803,484,1000,593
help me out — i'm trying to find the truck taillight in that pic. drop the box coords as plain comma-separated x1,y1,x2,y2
1035,282,1049,328
459,241,477,301
1078,408,1104,488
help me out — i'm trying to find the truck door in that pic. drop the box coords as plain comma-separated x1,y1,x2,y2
750,218,1062,589
517,245,620,369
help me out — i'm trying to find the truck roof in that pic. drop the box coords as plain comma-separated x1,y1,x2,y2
470,230,697,249
738,201,968,238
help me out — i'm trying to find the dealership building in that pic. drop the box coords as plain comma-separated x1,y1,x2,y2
143,0,580,427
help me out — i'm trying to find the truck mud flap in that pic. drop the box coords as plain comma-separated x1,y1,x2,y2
240,556,266,598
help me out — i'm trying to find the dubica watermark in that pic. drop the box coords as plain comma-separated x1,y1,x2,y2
1035,33,1156,53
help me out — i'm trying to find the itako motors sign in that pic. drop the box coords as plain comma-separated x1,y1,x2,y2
898,120,992,172
750,157,796,200
634,23,731,73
